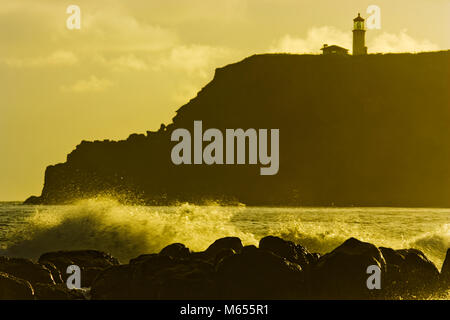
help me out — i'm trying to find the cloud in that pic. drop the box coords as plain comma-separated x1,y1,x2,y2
157,45,233,77
4,50,78,67
369,30,440,53
60,76,114,93
270,27,441,55
94,54,148,71
70,7,178,53
269,26,351,54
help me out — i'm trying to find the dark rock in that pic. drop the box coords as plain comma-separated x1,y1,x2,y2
33,283,86,300
242,245,257,253
0,271,34,300
213,248,236,266
309,252,321,263
82,267,105,288
205,237,243,257
441,248,450,288
216,247,304,299
259,235,313,268
129,253,158,265
39,250,119,270
0,256,54,285
38,250,119,284
311,238,386,299
380,247,440,298
91,265,134,299
92,255,215,299
159,243,190,259
23,195,41,205
189,251,210,261
41,262,63,284
131,255,215,299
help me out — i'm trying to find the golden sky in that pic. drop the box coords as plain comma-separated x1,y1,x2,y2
1,0,449,200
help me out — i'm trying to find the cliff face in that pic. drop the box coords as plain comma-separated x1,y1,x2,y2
26,51,450,206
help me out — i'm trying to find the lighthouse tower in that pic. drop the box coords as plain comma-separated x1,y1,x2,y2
352,13,367,55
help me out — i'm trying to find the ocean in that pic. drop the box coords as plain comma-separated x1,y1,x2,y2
0,199,448,271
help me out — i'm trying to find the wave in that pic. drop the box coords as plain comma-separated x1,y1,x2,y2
5,199,257,262
4,199,449,269
268,216,449,268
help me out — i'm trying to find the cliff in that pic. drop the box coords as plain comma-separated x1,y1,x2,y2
26,51,450,206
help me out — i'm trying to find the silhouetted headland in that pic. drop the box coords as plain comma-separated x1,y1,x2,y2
25,51,450,206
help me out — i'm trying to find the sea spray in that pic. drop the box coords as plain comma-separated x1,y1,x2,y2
2,202,449,269
5,199,258,262
266,210,450,267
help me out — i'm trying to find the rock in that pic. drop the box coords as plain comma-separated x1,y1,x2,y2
82,267,105,288
92,255,216,299
131,255,215,299
189,251,210,261
41,262,63,284
205,237,243,257
213,248,236,266
159,243,190,259
23,195,41,205
129,253,158,265
39,250,119,270
0,256,55,285
380,247,440,298
90,265,134,299
38,250,120,284
0,271,34,300
242,245,257,252
311,238,386,299
441,248,450,288
216,247,304,299
33,283,86,300
259,235,314,268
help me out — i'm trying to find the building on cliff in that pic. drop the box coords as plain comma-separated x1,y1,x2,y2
321,13,368,56
321,44,349,55
352,13,368,55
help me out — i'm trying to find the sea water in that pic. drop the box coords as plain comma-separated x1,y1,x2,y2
0,199,448,271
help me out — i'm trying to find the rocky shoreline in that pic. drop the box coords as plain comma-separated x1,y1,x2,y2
1,236,449,300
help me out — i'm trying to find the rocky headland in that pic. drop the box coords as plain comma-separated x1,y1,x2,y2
25,51,450,207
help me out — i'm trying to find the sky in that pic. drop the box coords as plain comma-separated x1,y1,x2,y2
1,0,449,201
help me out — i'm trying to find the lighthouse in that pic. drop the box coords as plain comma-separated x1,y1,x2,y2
352,13,367,55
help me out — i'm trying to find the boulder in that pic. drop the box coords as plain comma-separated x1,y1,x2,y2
38,250,120,285
311,238,386,299
0,256,54,285
41,262,63,284
90,265,134,299
441,248,450,288
259,235,315,268
213,248,236,266
380,247,440,298
159,243,190,259
33,283,86,300
92,255,215,299
81,267,106,288
0,271,34,300
129,253,158,265
39,250,119,270
205,237,243,257
216,247,304,299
